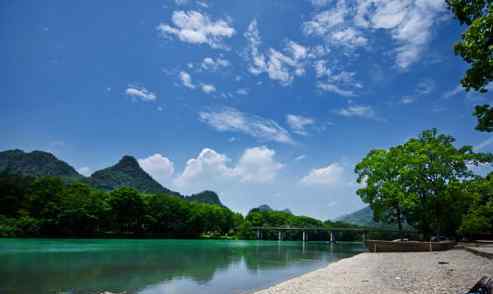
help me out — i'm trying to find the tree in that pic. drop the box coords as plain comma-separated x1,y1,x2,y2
460,173,493,235
355,129,493,238
108,187,145,233
447,0,493,131
355,148,410,237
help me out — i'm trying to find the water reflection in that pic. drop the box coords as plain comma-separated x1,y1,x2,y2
0,239,365,294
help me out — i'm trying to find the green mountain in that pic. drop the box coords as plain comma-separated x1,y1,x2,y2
0,149,224,206
188,190,224,206
336,206,375,227
0,149,83,181
88,155,172,194
337,206,412,230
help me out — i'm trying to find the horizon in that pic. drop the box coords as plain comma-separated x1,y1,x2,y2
2,0,493,220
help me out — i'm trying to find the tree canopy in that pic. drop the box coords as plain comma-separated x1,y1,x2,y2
447,0,493,131
355,129,493,238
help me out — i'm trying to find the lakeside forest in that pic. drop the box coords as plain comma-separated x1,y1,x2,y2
0,128,492,241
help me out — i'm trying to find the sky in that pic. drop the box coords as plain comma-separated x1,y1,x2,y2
1,0,492,220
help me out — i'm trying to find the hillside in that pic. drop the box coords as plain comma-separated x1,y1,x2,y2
88,155,172,194
0,149,83,181
188,190,224,206
0,149,224,206
336,206,375,227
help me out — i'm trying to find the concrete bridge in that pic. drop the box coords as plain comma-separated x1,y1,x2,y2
251,226,395,243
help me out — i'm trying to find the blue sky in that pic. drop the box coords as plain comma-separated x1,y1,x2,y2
1,0,492,219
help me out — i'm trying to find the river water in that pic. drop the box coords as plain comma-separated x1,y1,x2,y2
0,238,365,294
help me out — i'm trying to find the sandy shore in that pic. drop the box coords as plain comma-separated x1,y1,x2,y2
252,249,493,294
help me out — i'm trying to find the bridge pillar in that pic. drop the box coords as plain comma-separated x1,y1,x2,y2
257,229,260,240
362,231,367,243
278,231,282,241
329,231,336,243
302,231,306,242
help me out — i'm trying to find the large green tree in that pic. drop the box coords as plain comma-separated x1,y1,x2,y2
447,0,493,131
355,148,411,237
356,129,492,238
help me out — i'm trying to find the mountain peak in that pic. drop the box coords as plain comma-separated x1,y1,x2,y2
0,149,82,179
89,154,165,193
115,155,140,169
188,190,223,206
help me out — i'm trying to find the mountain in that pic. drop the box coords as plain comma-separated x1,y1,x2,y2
281,208,292,214
88,155,177,194
187,190,224,206
0,149,83,180
336,206,412,230
256,204,273,212
336,206,375,227
0,149,224,206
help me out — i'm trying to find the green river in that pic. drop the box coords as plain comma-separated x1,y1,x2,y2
0,239,365,294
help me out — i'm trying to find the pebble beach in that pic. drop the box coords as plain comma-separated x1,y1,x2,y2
252,249,493,294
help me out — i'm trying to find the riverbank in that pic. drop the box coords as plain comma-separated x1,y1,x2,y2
252,249,493,294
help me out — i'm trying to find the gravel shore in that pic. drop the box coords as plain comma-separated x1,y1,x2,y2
252,249,493,294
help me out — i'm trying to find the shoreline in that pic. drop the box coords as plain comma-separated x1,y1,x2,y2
250,248,493,294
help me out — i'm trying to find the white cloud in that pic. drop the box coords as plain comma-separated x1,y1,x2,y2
317,82,355,97
234,146,284,183
416,79,435,95
442,85,464,99
157,10,235,49
244,20,309,86
201,57,230,71
354,0,446,69
174,146,283,186
77,167,91,177
474,137,493,151
330,27,367,47
199,106,294,144
337,105,379,120
303,2,347,36
295,154,306,161
174,148,234,187
286,114,315,135
317,70,361,97
200,83,216,93
400,96,416,104
301,163,345,186
138,154,175,184
236,88,249,95
179,71,195,89
125,87,157,102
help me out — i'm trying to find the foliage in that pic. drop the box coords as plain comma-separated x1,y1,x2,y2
447,0,493,131
355,129,493,238
0,173,245,238
460,173,493,235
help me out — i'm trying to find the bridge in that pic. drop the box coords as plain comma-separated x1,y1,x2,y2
251,226,404,243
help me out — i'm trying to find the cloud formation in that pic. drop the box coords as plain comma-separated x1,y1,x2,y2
301,162,345,186
337,104,380,120
174,146,283,186
245,20,310,86
157,10,235,49
125,86,157,102
199,106,294,144
286,114,315,135
138,153,175,184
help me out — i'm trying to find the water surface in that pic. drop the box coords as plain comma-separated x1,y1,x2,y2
0,239,365,294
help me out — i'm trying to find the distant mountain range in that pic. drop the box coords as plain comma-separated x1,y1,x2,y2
336,206,375,226
336,206,411,230
0,149,223,206
253,204,292,214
